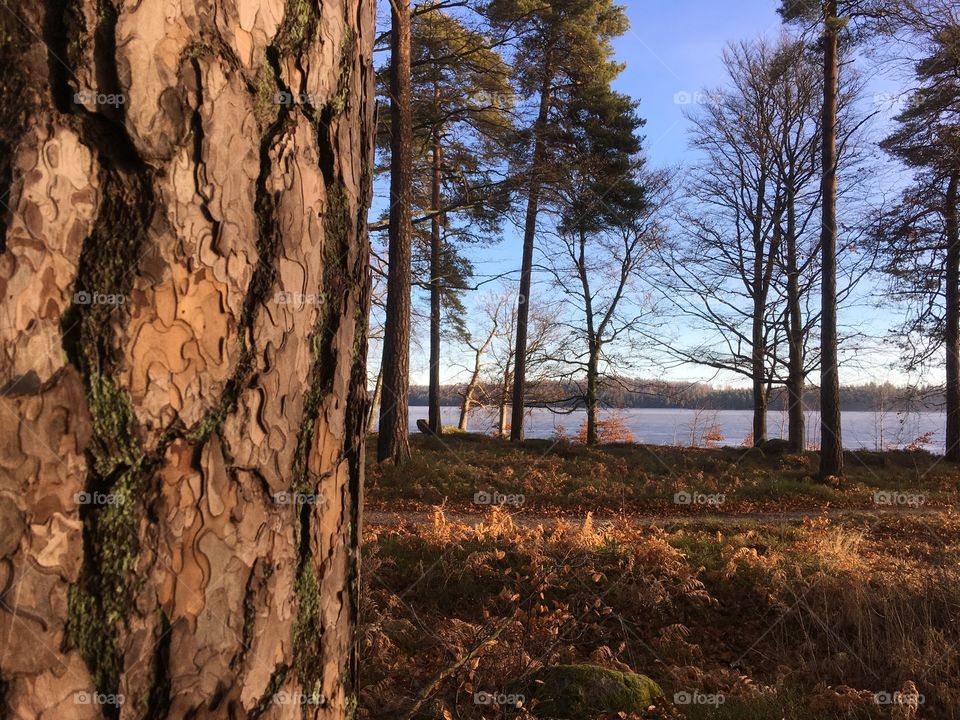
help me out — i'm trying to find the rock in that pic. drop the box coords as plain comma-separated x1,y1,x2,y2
520,664,662,718
758,438,792,455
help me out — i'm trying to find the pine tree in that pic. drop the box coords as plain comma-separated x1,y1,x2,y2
379,0,415,464
549,84,651,444
779,0,885,479
487,0,630,440
408,8,513,434
781,0,844,479
878,7,960,459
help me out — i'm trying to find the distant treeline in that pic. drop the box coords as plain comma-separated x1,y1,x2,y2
408,380,944,412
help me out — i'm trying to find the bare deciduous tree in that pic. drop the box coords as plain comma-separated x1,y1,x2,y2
542,165,670,444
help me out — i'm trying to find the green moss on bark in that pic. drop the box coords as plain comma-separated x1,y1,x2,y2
87,372,141,475
292,564,325,697
66,463,148,700
56,105,155,717
274,0,319,56
253,59,281,131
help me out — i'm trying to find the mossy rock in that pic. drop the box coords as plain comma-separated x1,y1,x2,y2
520,664,662,718
758,438,792,456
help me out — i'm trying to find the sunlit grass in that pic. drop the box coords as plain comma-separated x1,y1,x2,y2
361,509,960,719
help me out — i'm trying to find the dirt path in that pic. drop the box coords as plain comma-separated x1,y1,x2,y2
365,505,952,529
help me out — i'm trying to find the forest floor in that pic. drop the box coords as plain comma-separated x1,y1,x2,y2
358,434,960,720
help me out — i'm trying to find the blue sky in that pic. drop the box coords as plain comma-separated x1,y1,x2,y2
610,0,785,168
371,1,920,388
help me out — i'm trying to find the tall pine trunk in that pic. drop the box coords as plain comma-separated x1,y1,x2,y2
378,0,413,463
510,66,552,441
0,0,375,716
428,102,443,435
945,172,960,461
818,0,844,480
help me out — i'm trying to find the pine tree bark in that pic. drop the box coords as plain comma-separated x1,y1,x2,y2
818,0,844,480
510,65,552,442
377,0,413,463
0,0,375,717
944,172,960,461
427,105,443,435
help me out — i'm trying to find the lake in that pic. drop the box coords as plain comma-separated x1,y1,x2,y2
407,406,949,454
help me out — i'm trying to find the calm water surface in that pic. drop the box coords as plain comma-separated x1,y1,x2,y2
407,406,949,454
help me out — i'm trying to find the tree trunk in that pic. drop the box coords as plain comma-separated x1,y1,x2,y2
0,0,374,717
428,101,443,435
945,172,960,461
750,169,771,446
585,349,599,445
458,387,474,431
751,236,768,445
510,65,552,442
368,366,384,434
378,0,413,464
459,326,496,432
818,0,843,481
499,365,512,437
459,373,477,432
751,366,768,445
577,228,600,446
785,182,806,452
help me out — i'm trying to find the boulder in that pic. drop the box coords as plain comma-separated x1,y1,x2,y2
758,438,792,455
520,664,662,718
